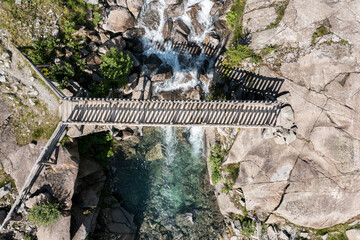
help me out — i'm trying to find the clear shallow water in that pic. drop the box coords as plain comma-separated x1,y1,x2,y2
111,127,224,239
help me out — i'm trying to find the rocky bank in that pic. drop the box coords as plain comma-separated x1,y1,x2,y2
214,0,360,238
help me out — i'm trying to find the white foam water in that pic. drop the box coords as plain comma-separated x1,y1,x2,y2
137,0,216,95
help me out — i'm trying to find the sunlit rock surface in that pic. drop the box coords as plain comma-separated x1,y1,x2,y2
224,0,360,229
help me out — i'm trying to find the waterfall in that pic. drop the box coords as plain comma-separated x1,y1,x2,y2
112,1,225,238
136,0,217,95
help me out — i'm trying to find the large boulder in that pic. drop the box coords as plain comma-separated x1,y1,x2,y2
186,4,203,35
98,36,126,54
123,27,145,40
141,1,161,30
162,20,173,41
151,64,173,82
126,0,143,19
145,54,162,71
102,7,136,33
174,19,190,36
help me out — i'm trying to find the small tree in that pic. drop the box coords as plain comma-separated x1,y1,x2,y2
100,47,133,89
28,202,62,227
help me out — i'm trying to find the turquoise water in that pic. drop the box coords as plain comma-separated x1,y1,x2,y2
111,127,224,239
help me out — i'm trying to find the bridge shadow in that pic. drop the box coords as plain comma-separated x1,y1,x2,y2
213,59,285,101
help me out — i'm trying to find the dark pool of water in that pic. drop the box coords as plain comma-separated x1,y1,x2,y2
110,127,224,239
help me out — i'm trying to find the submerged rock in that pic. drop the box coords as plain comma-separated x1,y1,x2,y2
145,143,163,161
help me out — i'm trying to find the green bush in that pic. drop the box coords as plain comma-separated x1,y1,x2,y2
100,48,133,88
223,45,261,68
28,202,62,227
78,132,116,166
48,62,75,88
209,144,227,184
226,0,247,42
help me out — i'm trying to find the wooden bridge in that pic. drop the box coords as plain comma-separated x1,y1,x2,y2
60,98,281,128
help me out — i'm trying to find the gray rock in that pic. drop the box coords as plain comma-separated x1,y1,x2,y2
25,192,52,209
102,7,136,33
145,54,162,71
141,2,161,30
164,3,184,19
204,32,220,47
123,28,145,40
346,229,360,240
174,20,190,36
83,0,98,4
151,64,173,82
126,0,143,19
100,35,126,53
164,0,182,4
173,30,187,43
186,5,203,35
243,7,277,33
210,1,223,16
279,106,295,129
162,20,173,41
0,75,6,83
0,182,11,199
175,213,194,227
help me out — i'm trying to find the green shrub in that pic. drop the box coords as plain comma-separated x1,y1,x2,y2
78,132,116,166
27,38,57,65
223,45,261,68
226,0,247,42
327,233,348,240
28,202,62,227
267,1,289,29
209,144,227,184
48,62,75,88
261,45,276,56
226,163,240,183
100,48,133,88
312,26,331,41
221,182,233,194
89,81,111,98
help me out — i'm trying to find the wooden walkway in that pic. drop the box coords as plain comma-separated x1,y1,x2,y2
60,98,281,128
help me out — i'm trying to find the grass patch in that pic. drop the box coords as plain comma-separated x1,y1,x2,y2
260,45,276,56
223,45,261,68
341,39,349,46
10,103,60,145
226,0,247,43
267,1,289,29
78,132,116,167
326,232,348,240
209,143,228,184
0,169,16,190
28,202,62,227
312,25,331,42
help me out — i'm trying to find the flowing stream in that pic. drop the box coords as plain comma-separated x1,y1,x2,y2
112,0,225,238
